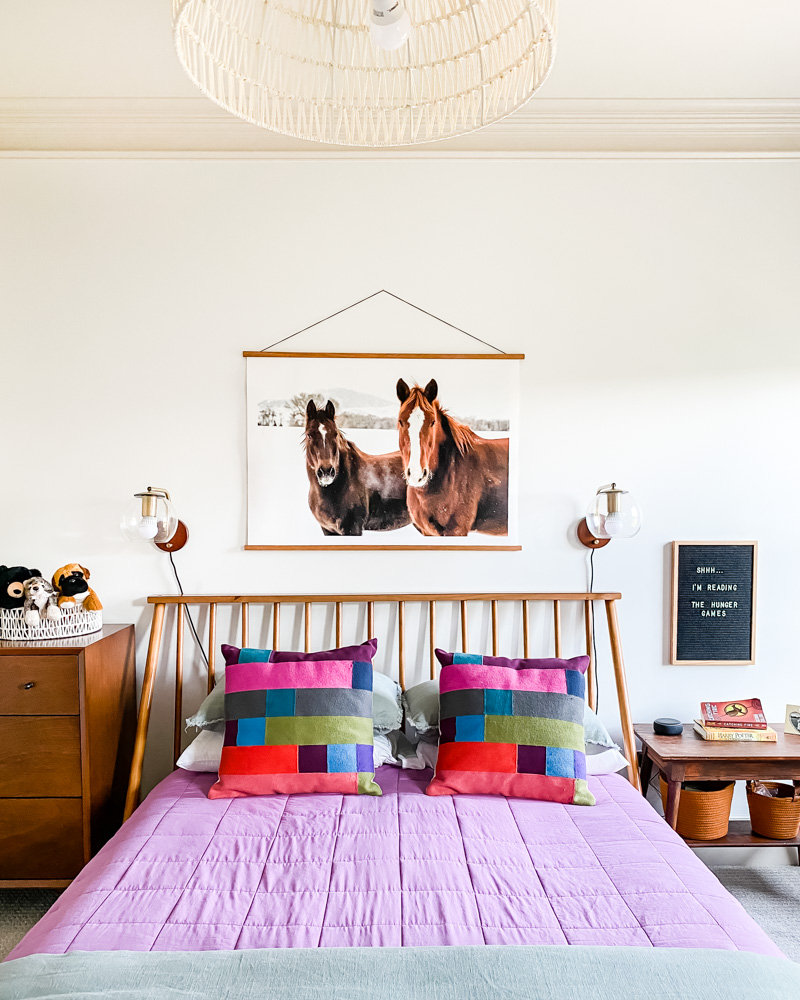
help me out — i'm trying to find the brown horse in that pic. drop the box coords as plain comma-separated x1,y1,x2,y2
305,399,410,536
396,379,509,536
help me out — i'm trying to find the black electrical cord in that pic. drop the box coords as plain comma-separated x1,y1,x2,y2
589,548,599,714
168,551,209,669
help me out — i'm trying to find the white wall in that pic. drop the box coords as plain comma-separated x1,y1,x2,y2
2,157,799,847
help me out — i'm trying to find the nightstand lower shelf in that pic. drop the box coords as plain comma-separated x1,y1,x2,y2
684,820,800,850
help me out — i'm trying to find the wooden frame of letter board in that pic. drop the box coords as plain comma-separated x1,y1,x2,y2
670,541,758,666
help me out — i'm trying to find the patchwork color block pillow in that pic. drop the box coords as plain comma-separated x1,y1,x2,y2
209,642,381,798
220,639,378,668
212,639,400,733
271,640,401,733
186,641,380,733
269,639,378,664
426,650,594,806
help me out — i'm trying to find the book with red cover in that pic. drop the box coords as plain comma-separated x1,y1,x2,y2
701,698,767,730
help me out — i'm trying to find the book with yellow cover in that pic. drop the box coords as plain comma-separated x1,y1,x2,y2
693,720,777,742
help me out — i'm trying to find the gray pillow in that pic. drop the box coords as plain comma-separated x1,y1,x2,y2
401,678,620,749
372,671,403,733
185,671,226,732
186,667,402,736
583,705,621,749
402,679,439,733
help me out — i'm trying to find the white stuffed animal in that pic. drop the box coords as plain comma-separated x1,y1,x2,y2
23,576,62,627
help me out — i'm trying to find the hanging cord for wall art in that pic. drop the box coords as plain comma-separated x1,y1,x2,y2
260,289,508,354
168,551,209,671
589,548,599,714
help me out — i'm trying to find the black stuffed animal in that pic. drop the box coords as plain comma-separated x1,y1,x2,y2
0,566,42,610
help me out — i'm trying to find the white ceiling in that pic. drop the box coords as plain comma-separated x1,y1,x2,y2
1,0,798,100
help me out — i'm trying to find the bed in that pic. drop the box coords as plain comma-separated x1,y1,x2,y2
3,593,799,999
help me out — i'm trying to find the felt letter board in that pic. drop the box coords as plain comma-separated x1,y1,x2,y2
670,542,757,665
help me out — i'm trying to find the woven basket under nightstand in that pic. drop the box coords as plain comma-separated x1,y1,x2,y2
659,776,734,840
747,781,800,840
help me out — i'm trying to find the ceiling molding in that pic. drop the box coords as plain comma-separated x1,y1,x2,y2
1,97,799,158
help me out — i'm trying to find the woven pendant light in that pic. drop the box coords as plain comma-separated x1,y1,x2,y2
172,0,557,147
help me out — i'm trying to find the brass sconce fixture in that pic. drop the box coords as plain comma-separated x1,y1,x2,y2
577,483,641,548
121,487,188,551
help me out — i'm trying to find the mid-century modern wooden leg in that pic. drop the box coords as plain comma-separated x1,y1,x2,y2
664,778,682,830
605,600,641,792
639,751,653,795
123,601,166,822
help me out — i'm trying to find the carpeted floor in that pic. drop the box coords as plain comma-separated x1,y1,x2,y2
0,890,61,962
713,866,800,962
1,869,798,962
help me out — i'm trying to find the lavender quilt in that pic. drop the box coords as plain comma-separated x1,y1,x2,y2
8,767,780,959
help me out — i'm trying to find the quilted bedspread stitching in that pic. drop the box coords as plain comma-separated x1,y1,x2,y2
451,796,487,945
60,770,206,952
5,769,783,960
556,789,654,947
504,797,568,945
317,794,346,946
231,793,292,950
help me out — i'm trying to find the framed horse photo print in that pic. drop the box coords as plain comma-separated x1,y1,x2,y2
243,352,522,550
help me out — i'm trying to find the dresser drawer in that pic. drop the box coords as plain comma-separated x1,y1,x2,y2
0,656,79,714
0,716,82,797
0,798,84,879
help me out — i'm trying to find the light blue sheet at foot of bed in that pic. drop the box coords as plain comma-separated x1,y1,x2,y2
1,945,799,1000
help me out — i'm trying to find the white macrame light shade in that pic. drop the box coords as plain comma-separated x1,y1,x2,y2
173,0,557,147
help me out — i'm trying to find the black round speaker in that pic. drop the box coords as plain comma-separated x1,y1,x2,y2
653,717,683,736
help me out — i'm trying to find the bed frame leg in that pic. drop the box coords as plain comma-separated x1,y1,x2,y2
605,599,641,792
123,602,166,821
664,777,682,829
639,751,653,796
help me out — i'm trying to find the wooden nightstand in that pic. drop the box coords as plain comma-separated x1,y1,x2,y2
635,723,800,861
0,625,136,887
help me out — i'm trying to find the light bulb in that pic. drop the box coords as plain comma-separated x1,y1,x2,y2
137,515,159,540
370,0,411,51
581,483,641,545
603,511,627,537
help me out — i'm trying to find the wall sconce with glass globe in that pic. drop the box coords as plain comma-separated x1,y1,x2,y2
577,484,641,548
121,487,188,551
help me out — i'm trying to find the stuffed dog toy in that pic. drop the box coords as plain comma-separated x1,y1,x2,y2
23,577,62,627
0,566,41,610
52,564,103,612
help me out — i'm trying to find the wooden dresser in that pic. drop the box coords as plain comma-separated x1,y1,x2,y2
0,625,136,887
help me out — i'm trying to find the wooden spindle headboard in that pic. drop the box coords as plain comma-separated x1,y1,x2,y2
124,592,637,819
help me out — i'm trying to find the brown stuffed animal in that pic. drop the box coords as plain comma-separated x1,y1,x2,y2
52,564,103,612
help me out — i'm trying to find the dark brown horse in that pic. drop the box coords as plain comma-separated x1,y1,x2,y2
305,399,410,536
396,379,509,536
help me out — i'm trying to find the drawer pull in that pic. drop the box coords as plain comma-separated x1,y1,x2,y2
24,682,35,690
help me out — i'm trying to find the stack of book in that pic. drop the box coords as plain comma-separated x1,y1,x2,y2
694,698,777,742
